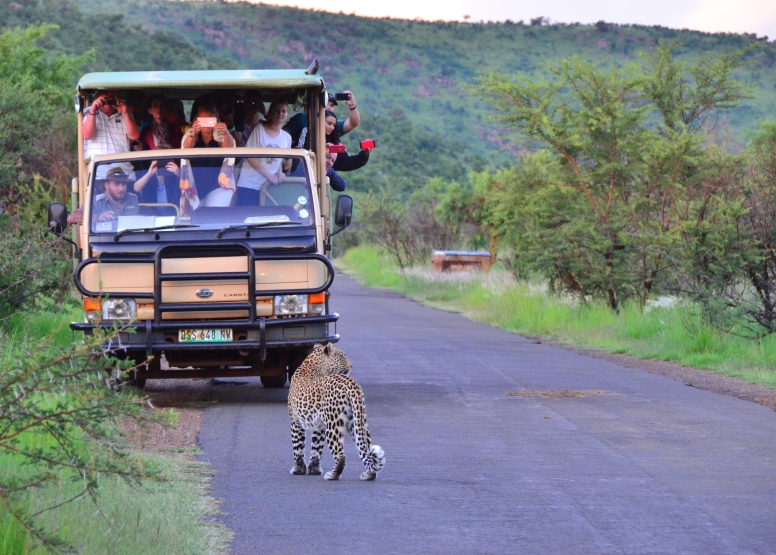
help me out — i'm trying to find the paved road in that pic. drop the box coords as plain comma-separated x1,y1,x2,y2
199,274,776,554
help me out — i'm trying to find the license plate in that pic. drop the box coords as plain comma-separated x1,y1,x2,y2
179,329,233,342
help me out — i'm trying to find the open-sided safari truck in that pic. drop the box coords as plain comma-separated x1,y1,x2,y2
47,67,353,388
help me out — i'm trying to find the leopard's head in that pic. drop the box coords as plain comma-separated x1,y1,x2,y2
311,343,353,375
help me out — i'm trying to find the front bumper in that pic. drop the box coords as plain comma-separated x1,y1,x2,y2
71,313,339,356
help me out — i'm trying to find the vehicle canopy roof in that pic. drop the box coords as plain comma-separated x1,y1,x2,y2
77,69,325,100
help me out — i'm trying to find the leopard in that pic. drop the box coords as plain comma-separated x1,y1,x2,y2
287,343,385,481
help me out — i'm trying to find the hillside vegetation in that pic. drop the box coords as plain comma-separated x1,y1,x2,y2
66,0,776,151
3,0,776,192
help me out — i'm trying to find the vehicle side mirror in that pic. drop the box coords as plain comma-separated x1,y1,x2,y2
47,202,68,237
334,195,352,228
329,195,353,239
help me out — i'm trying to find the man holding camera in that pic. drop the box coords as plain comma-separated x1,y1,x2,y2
82,91,141,161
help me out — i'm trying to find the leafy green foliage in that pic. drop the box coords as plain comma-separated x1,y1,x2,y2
0,26,88,213
673,126,776,337
74,0,776,157
0,216,71,323
0,311,172,551
471,44,751,311
0,0,234,73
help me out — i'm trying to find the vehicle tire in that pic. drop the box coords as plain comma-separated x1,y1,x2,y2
125,354,158,390
260,373,287,388
287,348,312,382
129,376,147,390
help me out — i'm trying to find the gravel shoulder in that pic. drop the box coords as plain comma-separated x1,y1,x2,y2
124,378,211,456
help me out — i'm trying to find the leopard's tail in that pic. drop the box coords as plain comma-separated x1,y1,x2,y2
349,384,385,476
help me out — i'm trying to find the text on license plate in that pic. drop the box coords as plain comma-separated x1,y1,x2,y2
179,329,233,342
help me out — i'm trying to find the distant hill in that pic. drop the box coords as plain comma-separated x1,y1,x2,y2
3,0,776,191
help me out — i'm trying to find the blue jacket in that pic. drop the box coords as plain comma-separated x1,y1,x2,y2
327,169,347,192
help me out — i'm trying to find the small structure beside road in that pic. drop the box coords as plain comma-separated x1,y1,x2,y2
431,250,492,273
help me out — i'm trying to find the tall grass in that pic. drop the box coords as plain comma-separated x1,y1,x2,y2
0,309,232,554
340,246,776,387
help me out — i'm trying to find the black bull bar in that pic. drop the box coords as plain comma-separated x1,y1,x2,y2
70,242,339,358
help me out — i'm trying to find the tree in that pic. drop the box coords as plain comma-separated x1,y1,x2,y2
471,43,752,310
0,25,89,214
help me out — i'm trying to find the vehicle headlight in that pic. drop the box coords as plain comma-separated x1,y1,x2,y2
274,294,308,315
102,299,137,321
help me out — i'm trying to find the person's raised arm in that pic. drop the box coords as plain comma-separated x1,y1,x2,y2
117,99,141,140
341,90,360,134
215,123,235,148
133,161,157,193
182,121,201,148
82,96,105,140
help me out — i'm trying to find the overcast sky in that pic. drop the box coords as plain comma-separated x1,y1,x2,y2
242,0,776,40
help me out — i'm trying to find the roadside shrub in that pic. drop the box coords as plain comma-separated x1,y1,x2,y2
0,214,71,323
0,319,173,551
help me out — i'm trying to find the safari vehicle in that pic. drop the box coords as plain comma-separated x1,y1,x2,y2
47,66,353,388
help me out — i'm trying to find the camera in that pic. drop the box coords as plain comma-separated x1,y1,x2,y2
334,92,351,101
360,139,376,149
104,98,118,106
216,96,233,115
328,144,346,154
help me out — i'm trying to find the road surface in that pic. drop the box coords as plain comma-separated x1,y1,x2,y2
198,274,776,554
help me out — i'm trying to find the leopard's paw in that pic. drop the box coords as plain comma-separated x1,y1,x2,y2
323,471,341,481
290,456,306,475
360,471,376,481
307,460,322,475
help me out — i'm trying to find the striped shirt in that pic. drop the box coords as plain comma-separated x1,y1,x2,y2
84,107,131,160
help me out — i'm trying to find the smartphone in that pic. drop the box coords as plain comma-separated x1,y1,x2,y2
334,92,351,101
197,116,217,128
104,98,118,106
329,144,346,154
360,139,376,149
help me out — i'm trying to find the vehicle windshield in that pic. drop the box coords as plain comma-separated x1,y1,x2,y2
89,154,314,235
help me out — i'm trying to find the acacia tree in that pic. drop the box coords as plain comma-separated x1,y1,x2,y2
472,43,752,310
674,124,776,337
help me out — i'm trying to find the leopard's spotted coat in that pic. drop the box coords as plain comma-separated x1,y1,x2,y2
287,343,385,480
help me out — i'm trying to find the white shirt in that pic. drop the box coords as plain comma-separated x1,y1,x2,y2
84,108,131,160
237,124,291,190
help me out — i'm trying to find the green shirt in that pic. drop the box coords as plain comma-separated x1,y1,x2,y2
92,192,140,220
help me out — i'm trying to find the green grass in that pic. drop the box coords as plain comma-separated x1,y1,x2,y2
0,452,231,555
339,246,776,387
0,309,232,554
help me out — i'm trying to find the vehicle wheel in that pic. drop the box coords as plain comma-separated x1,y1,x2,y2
260,373,287,388
287,349,312,381
125,355,157,390
129,377,147,390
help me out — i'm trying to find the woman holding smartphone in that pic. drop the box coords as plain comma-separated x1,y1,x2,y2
182,106,235,149
181,106,235,200
236,101,292,206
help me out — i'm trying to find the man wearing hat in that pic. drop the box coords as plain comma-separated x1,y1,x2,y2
92,167,140,222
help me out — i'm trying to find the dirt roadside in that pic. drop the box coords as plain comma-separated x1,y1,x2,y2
125,378,212,455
